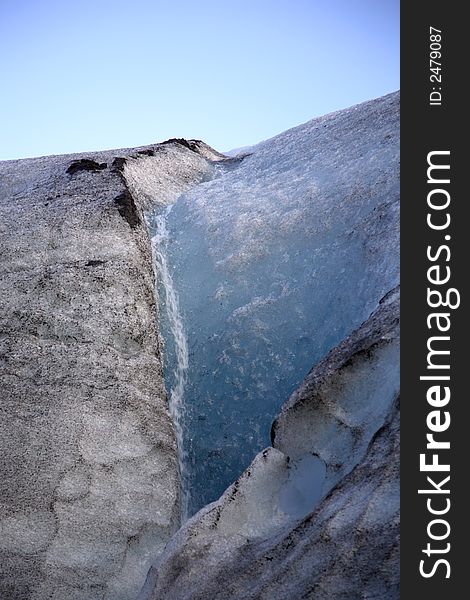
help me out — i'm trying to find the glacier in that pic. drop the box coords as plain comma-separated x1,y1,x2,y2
0,92,399,599
148,92,399,517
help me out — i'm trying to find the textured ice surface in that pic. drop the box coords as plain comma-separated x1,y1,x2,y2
150,92,399,516
278,454,326,519
274,320,400,495
145,295,400,600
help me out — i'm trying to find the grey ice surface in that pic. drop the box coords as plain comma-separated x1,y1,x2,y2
0,140,215,600
154,91,400,515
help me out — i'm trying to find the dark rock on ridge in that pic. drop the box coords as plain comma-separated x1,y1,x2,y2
66,158,108,175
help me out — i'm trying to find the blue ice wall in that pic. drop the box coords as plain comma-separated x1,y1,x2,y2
151,93,400,517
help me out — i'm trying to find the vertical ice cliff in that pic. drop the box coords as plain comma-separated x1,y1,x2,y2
151,92,399,516
0,141,217,600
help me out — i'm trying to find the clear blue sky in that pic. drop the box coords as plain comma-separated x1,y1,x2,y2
0,0,399,160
